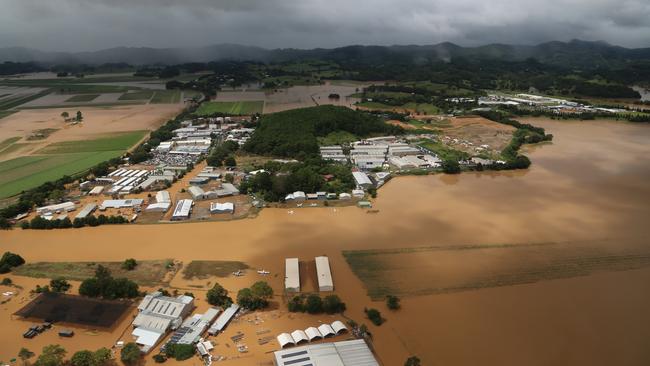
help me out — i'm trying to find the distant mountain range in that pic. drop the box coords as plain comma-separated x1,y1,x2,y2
1,40,649,68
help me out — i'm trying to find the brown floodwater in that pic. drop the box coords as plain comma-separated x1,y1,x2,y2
1,118,650,365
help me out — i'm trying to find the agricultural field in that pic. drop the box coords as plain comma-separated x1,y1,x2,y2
150,90,181,104
195,100,264,115
118,90,154,101
0,130,147,198
13,259,177,286
36,130,147,154
343,240,650,300
0,151,122,198
65,94,100,102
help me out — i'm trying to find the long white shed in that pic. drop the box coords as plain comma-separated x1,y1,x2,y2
315,256,333,291
285,258,300,292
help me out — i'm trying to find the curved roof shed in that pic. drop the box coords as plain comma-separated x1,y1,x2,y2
305,327,322,341
277,333,295,348
291,329,309,344
331,320,348,334
317,324,335,338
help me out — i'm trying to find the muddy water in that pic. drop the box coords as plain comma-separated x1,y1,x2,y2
1,118,650,365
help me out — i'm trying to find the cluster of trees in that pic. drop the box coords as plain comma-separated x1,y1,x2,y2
33,278,72,294
206,283,232,307
163,343,195,361
244,105,403,157
22,214,129,230
78,265,139,299
288,294,346,314
19,344,119,366
206,140,239,167
386,295,401,310
239,157,355,202
236,281,274,310
0,251,25,274
0,61,45,75
207,281,273,310
365,307,384,326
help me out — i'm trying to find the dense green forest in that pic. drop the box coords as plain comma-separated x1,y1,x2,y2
243,105,402,157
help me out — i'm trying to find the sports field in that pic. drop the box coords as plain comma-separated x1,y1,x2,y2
0,130,147,198
195,100,264,115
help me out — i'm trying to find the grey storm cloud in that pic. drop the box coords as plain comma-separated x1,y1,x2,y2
1,0,649,51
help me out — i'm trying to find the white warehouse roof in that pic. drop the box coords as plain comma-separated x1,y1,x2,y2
285,258,300,292
331,320,348,334
315,256,334,292
317,324,335,338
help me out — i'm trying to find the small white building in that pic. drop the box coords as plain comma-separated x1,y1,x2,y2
89,186,104,195
210,202,234,214
285,258,300,292
315,256,333,292
352,189,365,198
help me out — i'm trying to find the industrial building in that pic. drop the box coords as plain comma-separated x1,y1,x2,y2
273,339,377,366
276,321,348,349
100,199,144,210
171,199,193,220
352,171,373,189
131,292,194,353
208,304,240,335
167,308,220,345
285,258,300,292
315,256,334,291
320,146,347,163
74,204,97,220
36,202,76,216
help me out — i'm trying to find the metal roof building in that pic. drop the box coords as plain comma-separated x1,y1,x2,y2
207,303,240,335
273,339,379,366
315,256,334,292
171,199,193,220
285,258,300,292
75,204,97,220
131,292,194,353
156,190,171,203
352,171,373,189
100,199,144,209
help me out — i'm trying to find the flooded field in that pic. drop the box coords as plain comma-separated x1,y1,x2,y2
1,118,650,365
214,81,367,113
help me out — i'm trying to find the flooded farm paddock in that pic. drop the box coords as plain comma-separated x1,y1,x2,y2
1,118,650,365
214,81,367,113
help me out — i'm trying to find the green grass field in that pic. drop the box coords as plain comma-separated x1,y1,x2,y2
0,130,148,198
37,130,147,154
182,260,250,279
195,101,264,115
0,151,123,198
0,137,21,152
65,94,100,102
118,90,154,101
150,90,181,104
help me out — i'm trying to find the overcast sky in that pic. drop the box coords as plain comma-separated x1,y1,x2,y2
1,0,649,51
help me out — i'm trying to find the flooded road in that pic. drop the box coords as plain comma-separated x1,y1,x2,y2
2,118,650,365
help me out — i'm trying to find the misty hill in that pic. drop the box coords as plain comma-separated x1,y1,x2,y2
1,40,649,68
